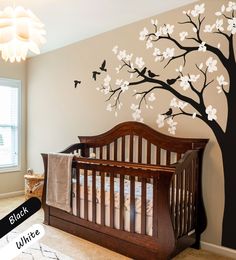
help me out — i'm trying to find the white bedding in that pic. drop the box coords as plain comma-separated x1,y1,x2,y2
72,175,154,235
71,175,191,236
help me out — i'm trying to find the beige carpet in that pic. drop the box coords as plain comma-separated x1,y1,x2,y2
0,196,232,259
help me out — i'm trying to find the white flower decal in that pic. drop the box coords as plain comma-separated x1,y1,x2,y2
131,104,143,122
151,19,158,26
167,118,178,135
135,57,145,69
227,17,236,34
204,24,215,33
117,50,127,61
148,93,156,102
162,24,174,35
139,27,148,41
153,48,162,62
216,86,223,93
146,40,153,49
170,98,187,109
215,19,224,31
206,105,217,121
179,31,188,41
163,48,175,59
155,29,162,39
120,81,129,92
198,42,206,52
216,75,228,93
106,104,112,112
112,45,118,54
226,1,236,12
191,3,205,17
189,74,200,82
217,75,228,86
156,114,165,128
115,79,123,86
180,76,190,90
206,57,218,72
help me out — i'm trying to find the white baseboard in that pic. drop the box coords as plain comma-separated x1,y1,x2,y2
0,190,24,199
201,241,236,259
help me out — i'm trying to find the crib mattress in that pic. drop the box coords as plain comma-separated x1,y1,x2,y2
71,175,191,236
71,176,154,235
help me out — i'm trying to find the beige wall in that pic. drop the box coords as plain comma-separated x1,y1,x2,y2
0,61,26,194
27,0,229,247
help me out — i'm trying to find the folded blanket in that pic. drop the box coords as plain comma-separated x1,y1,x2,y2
46,153,74,212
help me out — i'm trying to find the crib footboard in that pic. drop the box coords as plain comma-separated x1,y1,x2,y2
41,149,202,259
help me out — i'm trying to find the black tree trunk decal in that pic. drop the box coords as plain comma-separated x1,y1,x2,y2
95,2,236,248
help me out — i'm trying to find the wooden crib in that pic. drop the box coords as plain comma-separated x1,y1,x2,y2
41,121,208,259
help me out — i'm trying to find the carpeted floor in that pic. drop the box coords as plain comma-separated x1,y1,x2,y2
0,196,233,259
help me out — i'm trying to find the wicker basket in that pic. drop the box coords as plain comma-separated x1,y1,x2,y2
24,174,44,201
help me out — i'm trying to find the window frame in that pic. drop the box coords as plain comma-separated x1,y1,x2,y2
0,78,21,173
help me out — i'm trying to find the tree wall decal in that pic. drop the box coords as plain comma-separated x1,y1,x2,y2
95,1,236,249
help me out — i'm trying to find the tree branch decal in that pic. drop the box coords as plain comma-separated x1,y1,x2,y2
93,1,236,249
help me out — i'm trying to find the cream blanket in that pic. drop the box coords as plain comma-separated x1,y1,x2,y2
46,153,74,212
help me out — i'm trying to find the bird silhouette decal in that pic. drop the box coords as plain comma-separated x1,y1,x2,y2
92,71,101,81
74,80,81,88
137,67,147,77
100,60,107,72
148,70,159,78
166,76,180,85
162,108,173,116
92,60,108,81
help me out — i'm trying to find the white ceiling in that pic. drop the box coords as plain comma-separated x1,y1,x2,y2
0,0,197,55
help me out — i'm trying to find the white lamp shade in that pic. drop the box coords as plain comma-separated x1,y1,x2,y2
0,6,46,62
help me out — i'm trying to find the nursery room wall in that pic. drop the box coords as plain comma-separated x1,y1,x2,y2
0,61,26,194
27,0,235,252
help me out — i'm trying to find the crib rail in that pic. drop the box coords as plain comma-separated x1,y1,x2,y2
170,150,198,238
71,157,175,251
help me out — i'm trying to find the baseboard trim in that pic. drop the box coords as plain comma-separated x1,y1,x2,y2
0,190,24,199
201,241,236,258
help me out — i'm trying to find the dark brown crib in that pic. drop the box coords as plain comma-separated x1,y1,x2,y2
41,121,208,259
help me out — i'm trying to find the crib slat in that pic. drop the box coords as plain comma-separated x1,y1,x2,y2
184,169,188,234
175,170,180,237
166,150,171,165
153,176,158,238
120,174,124,230
100,146,103,159
92,170,96,223
171,175,176,228
107,144,110,160
129,134,133,163
130,175,135,233
188,162,193,231
147,141,151,164
76,164,80,217
177,153,182,161
122,136,125,161
110,172,114,228
179,171,184,236
156,147,160,165
191,158,196,230
187,165,191,233
84,169,88,220
138,136,142,163
101,172,105,226
141,177,146,235
114,140,117,161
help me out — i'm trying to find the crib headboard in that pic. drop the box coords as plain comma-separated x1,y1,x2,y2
77,121,208,166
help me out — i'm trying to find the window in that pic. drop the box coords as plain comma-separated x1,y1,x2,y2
0,78,21,171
